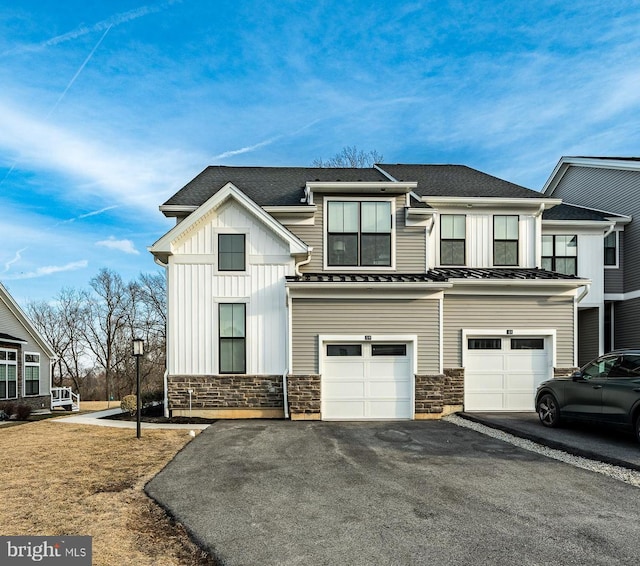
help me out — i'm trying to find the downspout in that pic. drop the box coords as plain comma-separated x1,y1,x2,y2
603,223,615,239
283,287,293,419
574,283,591,368
295,250,312,276
533,204,545,268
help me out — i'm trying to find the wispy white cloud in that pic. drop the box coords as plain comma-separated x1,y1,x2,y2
60,205,119,224
96,237,139,255
3,247,27,273
3,260,88,280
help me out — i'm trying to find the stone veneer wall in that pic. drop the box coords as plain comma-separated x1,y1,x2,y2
415,368,464,415
286,375,321,419
168,375,283,410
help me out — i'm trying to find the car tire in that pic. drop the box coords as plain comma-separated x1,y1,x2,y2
537,393,561,428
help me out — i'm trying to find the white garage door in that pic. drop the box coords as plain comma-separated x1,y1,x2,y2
322,342,412,420
464,337,551,411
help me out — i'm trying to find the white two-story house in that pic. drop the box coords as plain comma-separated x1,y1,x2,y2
150,164,606,420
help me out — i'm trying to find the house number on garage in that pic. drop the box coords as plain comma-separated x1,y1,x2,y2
365,336,372,341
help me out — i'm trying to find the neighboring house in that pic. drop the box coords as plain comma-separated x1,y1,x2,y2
150,164,592,420
0,282,55,411
543,157,638,364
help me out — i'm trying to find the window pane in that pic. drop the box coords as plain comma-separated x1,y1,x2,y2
7,365,16,381
8,380,16,398
328,234,358,265
541,257,553,271
327,344,362,356
6,351,16,361
441,240,465,265
371,344,407,356
605,248,616,266
494,216,507,240
542,235,553,256
361,234,391,266
219,234,245,271
220,304,245,338
442,215,465,239
25,353,39,364
0,381,5,398
220,338,246,373
328,202,358,232
361,202,391,233
494,241,518,266
468,339,501,350
511,338,545,350
556,235,577,257
0,351,5,360
555,258,577,276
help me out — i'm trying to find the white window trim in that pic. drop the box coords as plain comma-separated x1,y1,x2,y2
23,352,41,397
437,213,467,267
215,299,249,375
323,196,396,271
0,347,18,400
214,228,250,275
491,214,521,268
604,230,620,269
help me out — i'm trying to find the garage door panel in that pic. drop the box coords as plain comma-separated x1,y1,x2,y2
324,380,365,398
505,355,547,372
368,401,411,419
466,372,504,390
368,380,411,398
467,353,506,370
323,401,365,420
504,393,536,411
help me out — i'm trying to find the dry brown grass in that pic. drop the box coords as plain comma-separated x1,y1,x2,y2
0,420,215,565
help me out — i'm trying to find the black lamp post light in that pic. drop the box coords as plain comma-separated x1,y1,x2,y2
132,338,144,439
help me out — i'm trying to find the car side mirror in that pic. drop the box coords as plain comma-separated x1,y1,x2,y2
571,371,584,381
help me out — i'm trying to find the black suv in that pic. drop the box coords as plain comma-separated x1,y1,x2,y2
535,350,640,443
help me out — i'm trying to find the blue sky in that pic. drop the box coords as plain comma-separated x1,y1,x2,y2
1,0,639,305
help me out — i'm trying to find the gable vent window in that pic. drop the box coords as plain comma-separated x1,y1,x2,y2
493,215,519,266
327,201,391,267
218,234,246,271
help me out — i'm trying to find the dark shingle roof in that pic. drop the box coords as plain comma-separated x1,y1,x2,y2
164,166,390,207
286,268,580,284
379,164,543,198
543,203,615,221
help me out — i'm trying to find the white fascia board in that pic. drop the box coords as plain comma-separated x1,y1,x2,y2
306,181,416,194
159,204,198,217
286,281,451,292
150,183,310,261
446,278,590,287
0,282,56,360
422,196,562,209
542,220,615,231
263,205,318,215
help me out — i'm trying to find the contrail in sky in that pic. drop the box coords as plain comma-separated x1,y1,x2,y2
47,25,112,117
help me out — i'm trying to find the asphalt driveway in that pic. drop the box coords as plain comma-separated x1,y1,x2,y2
147,420,640,566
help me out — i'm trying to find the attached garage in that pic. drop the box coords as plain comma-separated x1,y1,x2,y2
463,333,554,411
321,338,415,420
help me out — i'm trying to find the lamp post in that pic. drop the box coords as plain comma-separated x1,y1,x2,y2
132,338,144,439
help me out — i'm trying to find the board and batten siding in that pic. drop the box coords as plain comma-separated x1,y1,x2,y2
614,296,640,350
291,298,440,374
167,199,294,376
578,307,600,366
0,302,51,395
443,295,575,368
553,167,640,292
289,195,426,273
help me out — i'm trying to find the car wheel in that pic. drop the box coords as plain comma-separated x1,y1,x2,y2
537,394,561,428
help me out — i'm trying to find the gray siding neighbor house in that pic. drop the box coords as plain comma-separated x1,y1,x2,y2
0,282,56,411
151,164,594,420
543,157,637,363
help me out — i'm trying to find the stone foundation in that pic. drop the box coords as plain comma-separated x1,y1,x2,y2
415,368,464,417
286,375,321,420
168,375,283,417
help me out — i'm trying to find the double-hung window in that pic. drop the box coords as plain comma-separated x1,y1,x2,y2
440,215,466,266
219,303,246,374
327,201,392,267
604,232,617,267
218,234,246,271
24,353,40,396
493,215,519,266
542,235,577,275
0,349,17,400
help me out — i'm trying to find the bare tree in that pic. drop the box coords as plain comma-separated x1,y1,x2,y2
312,146,384,168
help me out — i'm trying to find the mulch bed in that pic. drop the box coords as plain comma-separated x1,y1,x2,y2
105,410,216,425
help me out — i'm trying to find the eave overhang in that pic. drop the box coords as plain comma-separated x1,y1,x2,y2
159,204,198,217
422,196,562,209
306,181,416,194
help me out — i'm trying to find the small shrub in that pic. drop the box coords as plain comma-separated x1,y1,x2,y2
15,404,31,420
120,395,137,416
141,389,164,408
0,402,16,418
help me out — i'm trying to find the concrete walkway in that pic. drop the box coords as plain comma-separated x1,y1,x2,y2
52,408,210,430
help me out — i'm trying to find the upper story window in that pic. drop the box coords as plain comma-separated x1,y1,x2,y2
542,235,577,276
0,349,17,400
24,353,40,396
440,215,466,266
493,215,519,266
327,200,392,267
218,234,246,271
604,232,618,267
